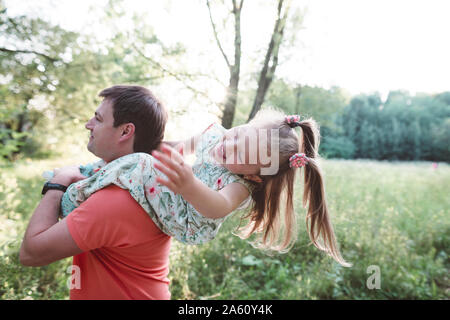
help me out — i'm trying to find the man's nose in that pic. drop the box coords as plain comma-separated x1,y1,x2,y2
85,118,94,129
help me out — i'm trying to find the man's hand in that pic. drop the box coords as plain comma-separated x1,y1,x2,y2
50,165,86,186
152,143,194,196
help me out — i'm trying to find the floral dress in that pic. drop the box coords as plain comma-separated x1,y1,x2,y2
58,123,254,245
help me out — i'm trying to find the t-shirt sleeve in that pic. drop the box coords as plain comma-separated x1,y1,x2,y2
66,185,154,251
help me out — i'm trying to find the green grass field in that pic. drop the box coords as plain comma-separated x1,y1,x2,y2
0,158,448,299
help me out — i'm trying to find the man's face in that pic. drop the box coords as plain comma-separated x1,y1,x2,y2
85,99,124,162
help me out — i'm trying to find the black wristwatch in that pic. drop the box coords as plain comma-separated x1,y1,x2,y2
41,182,68,195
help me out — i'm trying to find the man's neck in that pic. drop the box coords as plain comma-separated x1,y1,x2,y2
103,150,135,164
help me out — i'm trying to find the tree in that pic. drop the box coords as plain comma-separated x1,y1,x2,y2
206,0,243,129
247,0,293,122
0,4,79,160
206,0,302,127
0,0,188,161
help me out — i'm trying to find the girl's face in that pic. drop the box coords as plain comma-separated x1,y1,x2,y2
211,125,270,175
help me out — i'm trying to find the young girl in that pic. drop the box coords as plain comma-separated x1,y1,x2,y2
155,108,351,267
55,108,350,267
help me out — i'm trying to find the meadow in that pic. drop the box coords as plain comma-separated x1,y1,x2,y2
0,157,448,300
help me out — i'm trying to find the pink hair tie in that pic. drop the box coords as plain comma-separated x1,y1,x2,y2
285,115,301,128
285,115,301,124
289,153,309,168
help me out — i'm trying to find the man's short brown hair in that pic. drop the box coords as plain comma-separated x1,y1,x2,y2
99,85,168,154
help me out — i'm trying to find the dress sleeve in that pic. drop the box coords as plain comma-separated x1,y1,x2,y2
195,122,221,157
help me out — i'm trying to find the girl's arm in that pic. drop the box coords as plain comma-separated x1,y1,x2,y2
152,144,249,219
181,179,249,219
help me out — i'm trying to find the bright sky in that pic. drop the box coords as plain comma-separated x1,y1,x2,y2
5,0,450,99
296,0,450,98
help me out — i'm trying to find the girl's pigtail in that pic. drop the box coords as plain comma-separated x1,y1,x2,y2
299,119,352,267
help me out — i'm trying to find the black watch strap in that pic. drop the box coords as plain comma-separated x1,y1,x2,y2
42,182,68,195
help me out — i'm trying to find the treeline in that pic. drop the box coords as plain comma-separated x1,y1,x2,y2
331,91,450,162
263,82,450,162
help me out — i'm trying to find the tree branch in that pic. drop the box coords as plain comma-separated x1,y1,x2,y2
206,0,231,69
132,44,217,105
232,0,243,74
0,47,59,63
247,0,291,122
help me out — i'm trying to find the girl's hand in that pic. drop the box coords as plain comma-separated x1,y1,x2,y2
152,143,195,195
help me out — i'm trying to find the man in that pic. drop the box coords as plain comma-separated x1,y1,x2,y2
19,85,171,299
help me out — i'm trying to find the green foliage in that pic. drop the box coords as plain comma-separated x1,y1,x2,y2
338,91,450,161
264,80,350,128
0,159,73,299
1,0,186,163
250,80,449,162
0,129,28,160
0,5,80,161
320,135,355,159
1,158,448,299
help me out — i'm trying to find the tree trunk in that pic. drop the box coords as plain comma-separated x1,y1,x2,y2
295,84,302,114
247,0,291,122
207,0,243,128
222,69,240,128
221,0,243,128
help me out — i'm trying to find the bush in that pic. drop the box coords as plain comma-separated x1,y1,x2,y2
320,135,355,159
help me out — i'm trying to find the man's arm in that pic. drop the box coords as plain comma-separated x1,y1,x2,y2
19,167,85,267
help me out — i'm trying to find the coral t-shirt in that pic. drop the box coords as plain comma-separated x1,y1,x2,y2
66,184,171,300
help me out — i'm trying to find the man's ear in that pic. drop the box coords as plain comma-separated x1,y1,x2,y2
243,174,263,183
119,123,135,141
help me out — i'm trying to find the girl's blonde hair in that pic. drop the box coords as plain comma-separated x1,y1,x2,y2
236,108,351,267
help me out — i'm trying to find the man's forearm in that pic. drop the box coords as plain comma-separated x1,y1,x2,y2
19,167,87,266
22,190,63,239
21,176,68,254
